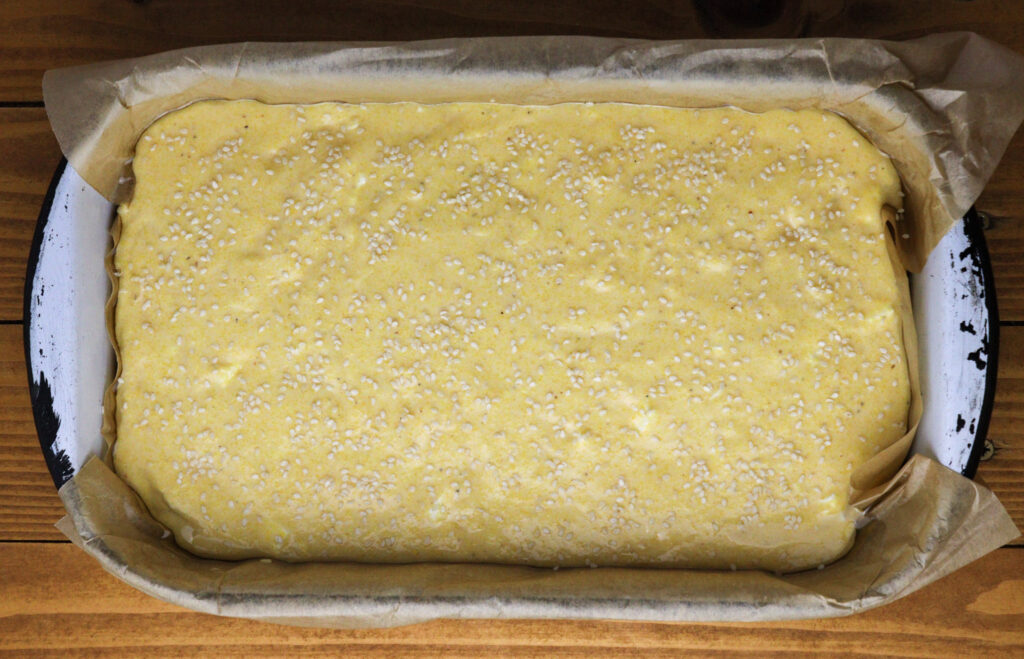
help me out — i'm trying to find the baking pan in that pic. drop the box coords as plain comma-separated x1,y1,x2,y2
26,33,1024,626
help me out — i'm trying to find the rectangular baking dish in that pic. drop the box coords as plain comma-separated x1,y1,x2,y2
25,34,1019,625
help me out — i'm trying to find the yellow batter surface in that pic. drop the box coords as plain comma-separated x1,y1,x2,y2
114,100,910,571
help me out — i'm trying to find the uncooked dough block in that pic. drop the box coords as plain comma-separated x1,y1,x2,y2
113,100,910,571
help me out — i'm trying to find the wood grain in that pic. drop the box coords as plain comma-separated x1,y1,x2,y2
0,108,61,322
0,324,67,541
1,0,1024,101
986,214,1024,322
1,542,1022,655
979,324,1024,534
979,124,1024,321
2,1,1024,647
977,126,1024,222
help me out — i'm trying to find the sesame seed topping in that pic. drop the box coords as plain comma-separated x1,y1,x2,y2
114,100,909,571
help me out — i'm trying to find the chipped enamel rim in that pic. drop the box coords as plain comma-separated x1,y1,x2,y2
26,160,114,488
961,209,1000,477
26,160,996,488
909,207,998,479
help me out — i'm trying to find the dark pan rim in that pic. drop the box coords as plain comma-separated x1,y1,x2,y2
959,207,999,480
25,157,70,489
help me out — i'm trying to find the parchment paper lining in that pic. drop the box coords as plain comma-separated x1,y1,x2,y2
45,33,1024,625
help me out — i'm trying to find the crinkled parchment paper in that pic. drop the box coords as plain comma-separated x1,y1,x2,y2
44,33,1023,626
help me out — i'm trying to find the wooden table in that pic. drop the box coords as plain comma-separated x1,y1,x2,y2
2,1,1023,655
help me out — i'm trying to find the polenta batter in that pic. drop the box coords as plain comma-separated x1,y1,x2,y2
113,100,910,571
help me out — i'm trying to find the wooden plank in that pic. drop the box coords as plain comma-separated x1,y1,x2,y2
0,324,66,541
0,541,1022,655
4,0,704,102
1,0,1024,102
984,214,1024,322
977,125,1024,222
979,325,1024,533
979,122,1024,322
0,108,61,322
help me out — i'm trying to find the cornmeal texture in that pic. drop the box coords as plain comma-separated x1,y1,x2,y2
114,100,910,570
